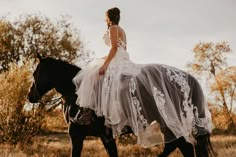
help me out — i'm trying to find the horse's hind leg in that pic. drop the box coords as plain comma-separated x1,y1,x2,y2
177,137,194,157
100,128,118,157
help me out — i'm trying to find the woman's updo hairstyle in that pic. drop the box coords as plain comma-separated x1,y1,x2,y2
106,7,120,27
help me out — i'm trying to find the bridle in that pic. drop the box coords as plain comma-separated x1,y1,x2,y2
31,63,41,101
31,63,63,107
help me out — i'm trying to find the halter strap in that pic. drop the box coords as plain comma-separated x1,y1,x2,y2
116,27,119,39
115,26,126,48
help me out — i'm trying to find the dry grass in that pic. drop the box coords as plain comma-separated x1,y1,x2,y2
1,108,235,157
0,64,46,144
0,133,236,157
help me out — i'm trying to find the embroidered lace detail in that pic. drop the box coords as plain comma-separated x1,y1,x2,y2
103,68,112,97
163,65,190,96
129,78,148,128
118,38,126,49
191,105,198,135
191,103,211,136
162,65,211,137
139,120,164,147
162,65,191,118
152,87,167,119
103,28,126,49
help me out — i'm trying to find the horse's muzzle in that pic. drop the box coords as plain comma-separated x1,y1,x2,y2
28,87,41,103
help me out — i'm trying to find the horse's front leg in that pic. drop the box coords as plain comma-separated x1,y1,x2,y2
177,137,194,157
69,123,85,157
158,137,194,157
158,140,177,157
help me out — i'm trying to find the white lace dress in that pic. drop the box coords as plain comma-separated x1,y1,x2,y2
73,27,212,147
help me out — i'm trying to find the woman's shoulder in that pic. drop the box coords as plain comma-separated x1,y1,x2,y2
109,25,125,33
108,25,119,35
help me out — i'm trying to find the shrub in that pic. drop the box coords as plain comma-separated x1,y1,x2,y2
0,63,45,144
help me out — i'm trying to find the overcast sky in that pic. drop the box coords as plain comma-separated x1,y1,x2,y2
0,0,235,70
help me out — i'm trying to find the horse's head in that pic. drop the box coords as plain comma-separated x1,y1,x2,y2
28,54,53,103
28,53,81,103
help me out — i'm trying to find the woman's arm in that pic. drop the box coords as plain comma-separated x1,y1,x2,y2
99,26,118,75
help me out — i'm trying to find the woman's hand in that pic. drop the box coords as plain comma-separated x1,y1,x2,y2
99,65,107,75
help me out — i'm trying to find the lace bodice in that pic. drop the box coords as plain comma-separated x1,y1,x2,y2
103,26,127,49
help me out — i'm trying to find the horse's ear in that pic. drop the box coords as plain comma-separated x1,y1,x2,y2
36,52,42,61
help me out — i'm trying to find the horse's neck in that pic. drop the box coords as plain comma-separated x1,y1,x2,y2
55,81,75,97
53,65,80,124
52,64,80,98
52,64,80,89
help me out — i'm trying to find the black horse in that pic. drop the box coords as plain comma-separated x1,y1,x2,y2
28,55,216,157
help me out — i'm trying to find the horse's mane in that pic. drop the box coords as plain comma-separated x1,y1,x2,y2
42,57,81,73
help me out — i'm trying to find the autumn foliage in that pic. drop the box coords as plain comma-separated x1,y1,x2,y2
0,14,91,72
188,41,235,129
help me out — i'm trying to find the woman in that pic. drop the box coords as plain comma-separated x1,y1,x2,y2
73,7,212,147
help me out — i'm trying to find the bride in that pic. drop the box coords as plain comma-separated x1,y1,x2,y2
72,7,212,147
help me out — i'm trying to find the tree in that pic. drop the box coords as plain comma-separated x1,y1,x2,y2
188,41,235,129
212,66,236,114
0,14,91,72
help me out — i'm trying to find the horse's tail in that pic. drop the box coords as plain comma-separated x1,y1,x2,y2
195,133,217,157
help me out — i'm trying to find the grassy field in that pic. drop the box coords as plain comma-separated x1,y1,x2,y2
1,110,236,157
0,133,236,157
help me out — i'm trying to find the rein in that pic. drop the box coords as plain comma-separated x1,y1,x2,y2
31,63,41,100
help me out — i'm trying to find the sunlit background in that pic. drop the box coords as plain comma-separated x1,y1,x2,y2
0,0,235,69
